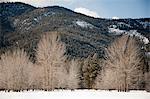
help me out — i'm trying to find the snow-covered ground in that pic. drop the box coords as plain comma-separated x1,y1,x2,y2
0,90,149,99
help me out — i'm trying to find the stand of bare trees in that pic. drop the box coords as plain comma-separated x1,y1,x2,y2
0,32,80,91
36,32,68,90
95,35,144,91
0,33,149,91
0,49,33,90
67,59,80,89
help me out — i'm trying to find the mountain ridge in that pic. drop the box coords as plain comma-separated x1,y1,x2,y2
0,2,149,61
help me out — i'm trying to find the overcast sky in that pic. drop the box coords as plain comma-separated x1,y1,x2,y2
1,0,150,18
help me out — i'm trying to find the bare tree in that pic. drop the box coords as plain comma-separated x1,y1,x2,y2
95,35,144,91
28,64,44,90
36,32,68,90
67,59,80,89
0,49,33,90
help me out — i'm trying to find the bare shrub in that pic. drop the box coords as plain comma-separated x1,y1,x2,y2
67,59,80,89
36,32,68,90
0,49,33,90
81,54,101,88
95,35,144,91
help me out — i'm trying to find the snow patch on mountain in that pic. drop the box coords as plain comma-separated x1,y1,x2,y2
145,52,150,58
13,19,20,26
108,28,126,35
109,25,118,29
33,18,39,22
43,12,55,16
146,52,150,55
118,22,132,28
128,30,149,44
109,22,132,29
24,26,32,30
140,21,150,29
136,20,150,29
33,12,56,23
76,20,94,28
22,18,29,24
109,28,149,44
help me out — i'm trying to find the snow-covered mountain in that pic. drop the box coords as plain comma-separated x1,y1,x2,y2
0,2,149,60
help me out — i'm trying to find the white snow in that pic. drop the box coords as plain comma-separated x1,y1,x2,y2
146,52,150,57
33,15,43,23
108,28,126,35
43,12,55,16
118,22,132,28
22,19,29,24
108,28,149,44
43,12,51,16
76,20,94,28
128,30,149,44
13,19,20,26
136,20,150,29
24,26,32,30
0,90,149,99
109,22,132,29
140,21,150,29
109,25,117,29
33,18,39,22
142,37,149,44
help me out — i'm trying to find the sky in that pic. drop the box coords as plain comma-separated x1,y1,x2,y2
1,0,150,18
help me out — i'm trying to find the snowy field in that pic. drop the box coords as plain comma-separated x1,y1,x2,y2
0,90,150,99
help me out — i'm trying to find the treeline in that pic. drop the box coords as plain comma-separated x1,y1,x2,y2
0,32,149,92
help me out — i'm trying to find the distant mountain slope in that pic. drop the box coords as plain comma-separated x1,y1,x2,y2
0,2,35,18
0,2,36,45
0,2,149,61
